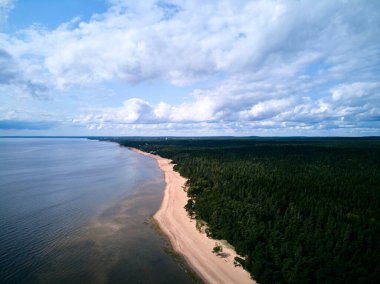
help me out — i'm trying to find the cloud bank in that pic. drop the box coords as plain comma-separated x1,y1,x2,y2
1,0,379,135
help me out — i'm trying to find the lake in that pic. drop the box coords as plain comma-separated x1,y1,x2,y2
0,138,192,283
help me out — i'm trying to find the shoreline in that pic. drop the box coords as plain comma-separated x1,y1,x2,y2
129,147,255,284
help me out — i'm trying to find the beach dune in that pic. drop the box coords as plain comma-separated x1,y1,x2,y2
131,148,255,284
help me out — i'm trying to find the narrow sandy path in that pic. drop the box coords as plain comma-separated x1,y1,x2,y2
130,148,256,284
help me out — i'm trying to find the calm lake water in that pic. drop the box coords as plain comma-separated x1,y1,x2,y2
0,138,192,284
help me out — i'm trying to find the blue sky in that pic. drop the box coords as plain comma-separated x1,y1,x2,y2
0,0,379,136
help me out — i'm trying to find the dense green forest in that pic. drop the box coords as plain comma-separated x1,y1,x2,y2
102,137,380,283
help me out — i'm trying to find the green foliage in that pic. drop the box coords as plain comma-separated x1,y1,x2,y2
184,199,195,217
112,137,380,284
213,243,223,254
234,256,246,268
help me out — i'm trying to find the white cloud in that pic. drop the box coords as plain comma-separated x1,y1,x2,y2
1,0,380,135
72,77,379,135
240,98,297,120
3,0,378,88
331,82,380,102
0,0,14,28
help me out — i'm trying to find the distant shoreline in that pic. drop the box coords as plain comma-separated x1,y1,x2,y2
129,147,255,284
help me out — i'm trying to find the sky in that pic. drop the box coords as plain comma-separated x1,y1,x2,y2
0,0,379,136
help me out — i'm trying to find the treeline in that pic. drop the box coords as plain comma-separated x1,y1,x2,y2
111,137,380,283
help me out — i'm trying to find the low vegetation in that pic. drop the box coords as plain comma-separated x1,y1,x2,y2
212,242,223,255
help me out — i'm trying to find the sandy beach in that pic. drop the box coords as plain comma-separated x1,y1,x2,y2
130,148,255,284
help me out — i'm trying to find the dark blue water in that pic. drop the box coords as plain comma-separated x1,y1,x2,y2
0,138,192,283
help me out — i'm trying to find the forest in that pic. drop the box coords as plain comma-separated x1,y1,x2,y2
102,137,380,284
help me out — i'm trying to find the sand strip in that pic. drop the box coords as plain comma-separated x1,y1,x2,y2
130,148,256,284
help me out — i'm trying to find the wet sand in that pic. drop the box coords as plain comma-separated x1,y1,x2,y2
130,148,256,284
